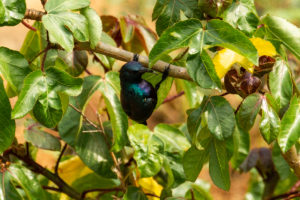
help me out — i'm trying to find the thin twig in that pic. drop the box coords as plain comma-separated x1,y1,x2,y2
81,187,122,199
21,20,37,31
54,143,67,175
145,193,160,198
97,113,126,192
42,186,62,192
85,69,92,75
69,104,99,130
290,180,300,192
163,91,185,104
29,47,50,64
269,190,300,200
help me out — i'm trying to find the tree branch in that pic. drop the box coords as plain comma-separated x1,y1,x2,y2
282,146,300,179
5,147,81,200
23,9,192,81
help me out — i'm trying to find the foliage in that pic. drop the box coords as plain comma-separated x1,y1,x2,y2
0,0,299,199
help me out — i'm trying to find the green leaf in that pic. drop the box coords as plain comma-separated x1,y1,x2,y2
9,164,51,200
205,19,258,65
223,0,259,35
0,0,26,26
42,12,89,52
105,71,121,95
154,124,190,153
128,124,164,177
98,80,128,152
75,125,115,178
71,173,120,193
245,170,264,200
149,19,203,66
81,7,102,49
176,79,204,108
171,180,212,199
206,96,236,140
0,47,32,94
187,50,221,90
94,32,116,70
278,96,300,152
123,186,147,200
187,99,207,137
152,0,200,35
263,15,300,60
45,0,90,13
231,124,250,169
268,59,293,114
149,19,258,67
236,94,262,131
56,50,88,77
12,67,83,127
272,142,292,180
24,119,61,151
0,173,22,200
59,76,101,146
20,22,47,63
11,70,46,119
120,16,135,43
183,146,209,182
0,78,15,153
209,138,230,191
259,97,280,144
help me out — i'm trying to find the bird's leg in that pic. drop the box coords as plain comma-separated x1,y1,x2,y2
133,54,139,62
155,64,170,92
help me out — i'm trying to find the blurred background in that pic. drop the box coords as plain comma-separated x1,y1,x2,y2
1,0,299,199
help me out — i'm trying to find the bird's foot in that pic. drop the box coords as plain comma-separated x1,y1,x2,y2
133,54,139,62
162,64,170,80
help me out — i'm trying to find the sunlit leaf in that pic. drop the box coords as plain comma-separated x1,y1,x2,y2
209,138,230,191
24,119,61,151
263,15,300,60
236,94,262,131
128,124,164,177
0,78,15,154
0,0,26,26
278,96,300,152
45,0,90,13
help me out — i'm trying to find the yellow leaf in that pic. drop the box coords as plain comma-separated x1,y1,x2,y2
213,37,277,78
138,177,163,200
57,156,93,185
250,37,277,57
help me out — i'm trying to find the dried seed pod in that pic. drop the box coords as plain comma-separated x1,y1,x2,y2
240,71,261,96
224,67,261,97
253,56,276,77
224,69,239,94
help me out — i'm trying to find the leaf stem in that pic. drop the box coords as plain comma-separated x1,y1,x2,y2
21,20,37,31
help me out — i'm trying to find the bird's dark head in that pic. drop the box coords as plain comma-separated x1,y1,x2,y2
120,61,153,82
